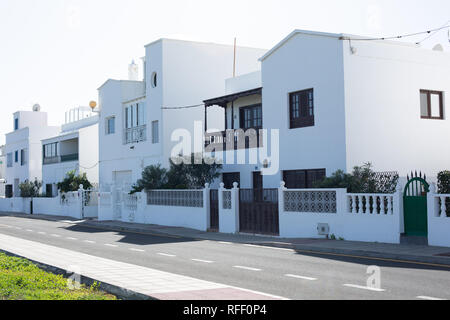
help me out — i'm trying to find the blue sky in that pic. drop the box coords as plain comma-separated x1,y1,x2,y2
0,0,449,144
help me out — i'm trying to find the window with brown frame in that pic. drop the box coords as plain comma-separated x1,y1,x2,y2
420,90,444,119
289,89,314,129
283,169,326,189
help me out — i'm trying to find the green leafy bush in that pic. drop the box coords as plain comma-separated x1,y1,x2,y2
315,163,399,193
57,170,93,193
131,153,222,193
19,179,42,198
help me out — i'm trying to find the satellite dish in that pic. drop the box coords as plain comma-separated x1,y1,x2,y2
89,101,97,111
432,44,444,52
32,104,41,112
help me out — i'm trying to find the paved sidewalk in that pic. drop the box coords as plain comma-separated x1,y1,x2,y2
0,233,285,300
2,212,450,267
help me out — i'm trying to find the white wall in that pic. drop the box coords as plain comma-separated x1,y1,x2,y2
261,33,347,187
343,40,450,178
79,123,99,183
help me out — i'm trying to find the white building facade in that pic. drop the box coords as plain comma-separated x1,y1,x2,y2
204,30,450,189
42,106,99,196
98,38,266,190
4,108,60,197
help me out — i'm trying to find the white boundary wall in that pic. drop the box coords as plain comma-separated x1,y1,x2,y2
427,184,450,247
0,198,32,214
98,187,210,232
278,183,403,244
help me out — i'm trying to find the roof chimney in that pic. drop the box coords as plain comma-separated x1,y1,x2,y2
128,60,139,81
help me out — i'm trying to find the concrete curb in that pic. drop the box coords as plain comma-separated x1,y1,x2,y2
0,249,158,300
3,212,450,268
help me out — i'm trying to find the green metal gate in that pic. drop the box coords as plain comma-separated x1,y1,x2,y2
403,173,429,237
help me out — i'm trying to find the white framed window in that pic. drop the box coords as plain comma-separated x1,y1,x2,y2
20,149,27,166
106,116,115,134
125,103,146,129
152,120,159,144
6,153,12,167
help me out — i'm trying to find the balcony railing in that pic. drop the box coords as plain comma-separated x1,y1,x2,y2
204,129,262,150
61,153,79,162
124,125,146,144
43,153,79,165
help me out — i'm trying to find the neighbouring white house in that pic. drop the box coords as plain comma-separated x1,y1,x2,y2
204,29,450,189
0,145,6,197
97,39,267,190
41,106,99,197
4,106,60,197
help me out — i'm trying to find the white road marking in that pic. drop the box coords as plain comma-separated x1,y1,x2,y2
343,284,385,292
14,227,22,230
219,241,233,245
66,237,78,240
50,234,61,237
157,253,176,257
233,266,262,271
191,259,214,263
285,274,317,281
38,232,46,235
243,243,294,252
417,296,445,300
104,244,118,247
129,248,145,252
25,229,33,232
83,240,95,244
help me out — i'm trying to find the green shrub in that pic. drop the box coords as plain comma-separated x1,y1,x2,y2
57,170,93,193
131,153,222,193
19,179,42,198
315,162,398,193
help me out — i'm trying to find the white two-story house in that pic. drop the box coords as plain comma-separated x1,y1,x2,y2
204,29,450,189
98,38,266,190
4,106,60,197
41,106,99,196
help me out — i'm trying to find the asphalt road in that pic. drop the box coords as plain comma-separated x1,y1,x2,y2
0,214,449,300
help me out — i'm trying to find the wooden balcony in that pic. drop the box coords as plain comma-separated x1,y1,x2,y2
204,129,262,150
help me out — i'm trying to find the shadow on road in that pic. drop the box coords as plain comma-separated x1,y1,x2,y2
292,249,450,272
61,223,200,246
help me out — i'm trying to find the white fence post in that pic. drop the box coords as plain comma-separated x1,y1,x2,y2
218,183,224,232
335,189,347,215
78,184,84,219
232,182,239,233
203,183,210,231
393,184,403,238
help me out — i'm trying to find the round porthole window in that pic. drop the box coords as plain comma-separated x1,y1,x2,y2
151,72,157,88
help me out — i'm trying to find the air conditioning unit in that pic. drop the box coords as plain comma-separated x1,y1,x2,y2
317,223,330,236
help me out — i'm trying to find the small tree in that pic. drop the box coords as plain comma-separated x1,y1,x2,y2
130,164,168,193
131,153,222,193
168,153,222,189
57,170,93,193
19,179,42,198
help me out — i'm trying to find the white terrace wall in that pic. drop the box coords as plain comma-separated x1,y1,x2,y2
278,184,403,244
427,185,450,247
98,188,210,232
144,189,209,231
33,192,82,219
0,198,32,214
